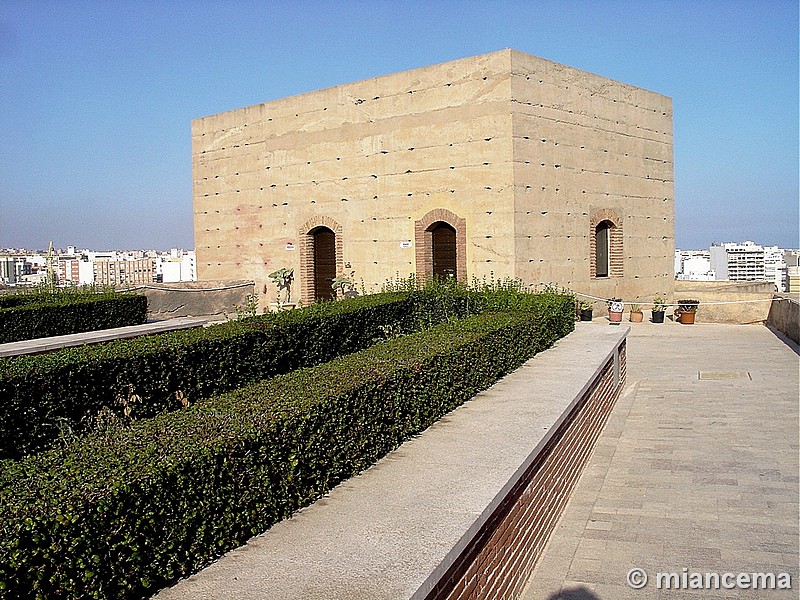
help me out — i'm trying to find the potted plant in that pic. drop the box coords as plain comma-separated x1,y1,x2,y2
577,300,593,321
607,298,624,324
675,299,699,324
268,267,295,311
331,269,359,299
651,296,667,323
629,303,644,323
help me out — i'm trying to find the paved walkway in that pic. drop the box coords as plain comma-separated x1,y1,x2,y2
522,321,799,599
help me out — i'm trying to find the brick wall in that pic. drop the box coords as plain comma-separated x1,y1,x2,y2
425,340,627,600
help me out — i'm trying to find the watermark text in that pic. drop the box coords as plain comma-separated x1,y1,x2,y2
627,567,792,590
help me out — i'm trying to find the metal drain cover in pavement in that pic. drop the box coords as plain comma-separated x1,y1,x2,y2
698,371,752,380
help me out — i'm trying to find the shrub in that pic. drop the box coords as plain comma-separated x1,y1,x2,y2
0,293,418,459
0,285,575,460
0,308,573,599
0,287,147,344
0,295,37,310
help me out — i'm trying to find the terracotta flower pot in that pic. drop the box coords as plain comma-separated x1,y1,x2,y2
608,310,623,324
678,311,696,325
629,311,644,323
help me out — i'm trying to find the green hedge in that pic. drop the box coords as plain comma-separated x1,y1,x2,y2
0,305,573,599
0,288,573,460
0,292,445,459
0,295,38,310
0,292,148,344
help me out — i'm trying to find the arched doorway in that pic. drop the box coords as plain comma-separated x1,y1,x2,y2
414,209,466,284
431,222,457,280
312,226,336,300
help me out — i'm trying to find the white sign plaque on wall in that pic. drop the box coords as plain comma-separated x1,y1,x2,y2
400,241,412,249
285,243,295,251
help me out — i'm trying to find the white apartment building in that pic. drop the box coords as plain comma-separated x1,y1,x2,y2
675,249,715,281
155,249,197,283
0,257,16,284
5,247,198,287
93,257,156,287
677,242,792,291
785,250,800,293
710,241,766,283
763,246,787,292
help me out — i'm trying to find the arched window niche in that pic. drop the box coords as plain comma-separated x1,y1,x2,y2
590,209,623,278
594,220,612,278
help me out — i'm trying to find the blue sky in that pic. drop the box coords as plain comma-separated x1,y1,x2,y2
1,0,797,251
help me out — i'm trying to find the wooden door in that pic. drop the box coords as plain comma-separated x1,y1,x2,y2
432,223,457,280
313,228,336,300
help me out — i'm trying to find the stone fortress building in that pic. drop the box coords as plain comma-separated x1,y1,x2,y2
193,49,674,307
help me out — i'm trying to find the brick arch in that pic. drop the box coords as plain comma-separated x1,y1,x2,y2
415,208,467,283
589,208,623,278
299,216,344,303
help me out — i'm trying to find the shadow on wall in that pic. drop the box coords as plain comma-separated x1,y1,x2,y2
547,586,601,600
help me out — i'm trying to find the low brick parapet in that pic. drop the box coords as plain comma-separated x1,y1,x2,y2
156,325,628,600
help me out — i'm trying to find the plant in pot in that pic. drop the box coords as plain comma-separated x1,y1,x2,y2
268,267,295,311
607,298,624,325
577,300,594,321
629,303,644,323
651,296,667,323
675,299,699,324
332,268,359,299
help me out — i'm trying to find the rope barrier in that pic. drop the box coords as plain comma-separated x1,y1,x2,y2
126,282,793,306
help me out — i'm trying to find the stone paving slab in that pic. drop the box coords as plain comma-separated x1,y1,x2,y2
0,316,207,358
522,321,799,600
155,326,628,600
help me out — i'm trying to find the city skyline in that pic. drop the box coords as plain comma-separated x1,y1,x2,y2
1,1,798,251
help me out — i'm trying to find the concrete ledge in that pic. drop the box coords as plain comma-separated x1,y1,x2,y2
767,295,800,344
155,324,628,600
674,280,775,324
137,280,255,319
0,317,207,358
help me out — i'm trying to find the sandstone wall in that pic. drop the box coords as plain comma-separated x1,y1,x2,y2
193,49,675,308
510,51,674,303
674,280,774,323
194,51,516,307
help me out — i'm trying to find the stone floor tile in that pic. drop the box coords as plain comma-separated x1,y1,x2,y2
522,323,799,600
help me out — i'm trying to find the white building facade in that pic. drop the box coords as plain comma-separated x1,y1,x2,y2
710,241,765,283
1,248,197,288
675,249,715,281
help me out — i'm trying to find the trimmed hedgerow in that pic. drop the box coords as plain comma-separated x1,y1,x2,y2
0,292,431,459
0,295,38,310
0,286,574,460
0,308,573,599
0,290,147,344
